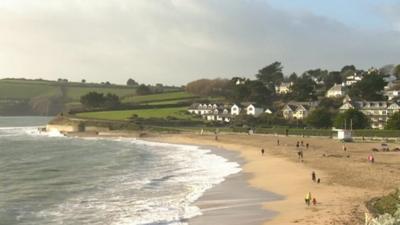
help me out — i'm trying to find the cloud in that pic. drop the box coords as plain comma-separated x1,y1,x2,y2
0,0,399,85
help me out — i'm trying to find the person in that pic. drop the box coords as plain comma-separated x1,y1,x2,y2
306,143,309,149
200,129,204,135
343,145,347,152
370,155,375,163
317,178,320,184
277,139,280,146
312,198,317,206
297,151,302,159
296,141,300,148
305,192,312,206
368,155,374,163
311,171,316,182
214,129,218,141
285,128,289,136
261,148,265,156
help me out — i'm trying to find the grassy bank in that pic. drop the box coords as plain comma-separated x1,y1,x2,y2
76,107,194,121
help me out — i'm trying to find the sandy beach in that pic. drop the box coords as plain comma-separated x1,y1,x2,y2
146,132,400,225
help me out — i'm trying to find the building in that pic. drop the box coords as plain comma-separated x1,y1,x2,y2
188,102,270,123
231,104,241,116
384,90,400,101
245,104,264,117
326,84,346,98
205,108,232,123
344,73,363,86
188,103,219,115
275,82,293,94
282,102,318,120
264,108,273,114
339,97,400,129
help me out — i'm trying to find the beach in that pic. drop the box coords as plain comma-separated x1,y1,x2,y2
148,132,400,225
189,147,280,225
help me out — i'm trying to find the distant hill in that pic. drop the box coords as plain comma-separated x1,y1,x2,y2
0,78,181,116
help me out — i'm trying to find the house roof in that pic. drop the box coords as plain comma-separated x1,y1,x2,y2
328,84,344,92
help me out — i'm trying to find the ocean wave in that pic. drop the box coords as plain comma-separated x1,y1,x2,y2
9,127,241,225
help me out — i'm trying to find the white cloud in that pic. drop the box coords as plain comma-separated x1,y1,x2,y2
0,0,399,85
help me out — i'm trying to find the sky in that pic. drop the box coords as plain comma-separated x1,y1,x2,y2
0,0,399,85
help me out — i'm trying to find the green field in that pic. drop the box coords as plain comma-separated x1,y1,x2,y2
65,86,136,101
0,80,60,99
76,107,192,120
0,79,137,101
122,91,196,103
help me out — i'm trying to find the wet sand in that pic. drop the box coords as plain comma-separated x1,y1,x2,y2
189,147,281,225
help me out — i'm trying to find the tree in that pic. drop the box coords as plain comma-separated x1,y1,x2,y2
304,69,328,84
341,65,356,73
386,112,400,130
80,92,105,108
246,80,273,104
103,93,121,109
305,108,334,128
394,64,400,79
288,72,298,82
289,75,317,101
349,72,387,101
136,84,152,95
334,109,370,129
318,98,342,111
323,71,342,89
256,62,284,90
127,78,139,86
229,80,273,104
185,79,230,97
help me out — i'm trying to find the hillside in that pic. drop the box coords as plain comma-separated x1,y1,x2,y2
0,79,182,116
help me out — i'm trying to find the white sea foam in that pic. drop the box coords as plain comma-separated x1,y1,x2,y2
10,127,241,225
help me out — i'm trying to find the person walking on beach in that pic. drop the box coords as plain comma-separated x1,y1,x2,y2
277,139,280,146
312,171,316,182
368,154,375,163
343,145,347,152
305,192,312,206
214,129,218,141
296,141,300,148
306,143,309,149
261,148,265,156
312,198,317,206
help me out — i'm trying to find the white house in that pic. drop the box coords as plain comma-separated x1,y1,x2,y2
282,102,318,120
246,104,264,117
275,82,292,94
264,108,273,114
344,73,363,86
231,104,241,116
326,84,346,98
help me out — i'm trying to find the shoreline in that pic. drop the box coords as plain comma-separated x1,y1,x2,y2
188,146,280,225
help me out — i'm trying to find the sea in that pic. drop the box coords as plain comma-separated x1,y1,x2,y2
0,117,241,225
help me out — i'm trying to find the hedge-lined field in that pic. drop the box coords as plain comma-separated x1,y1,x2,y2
122,91,196,103
76,107,192,120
